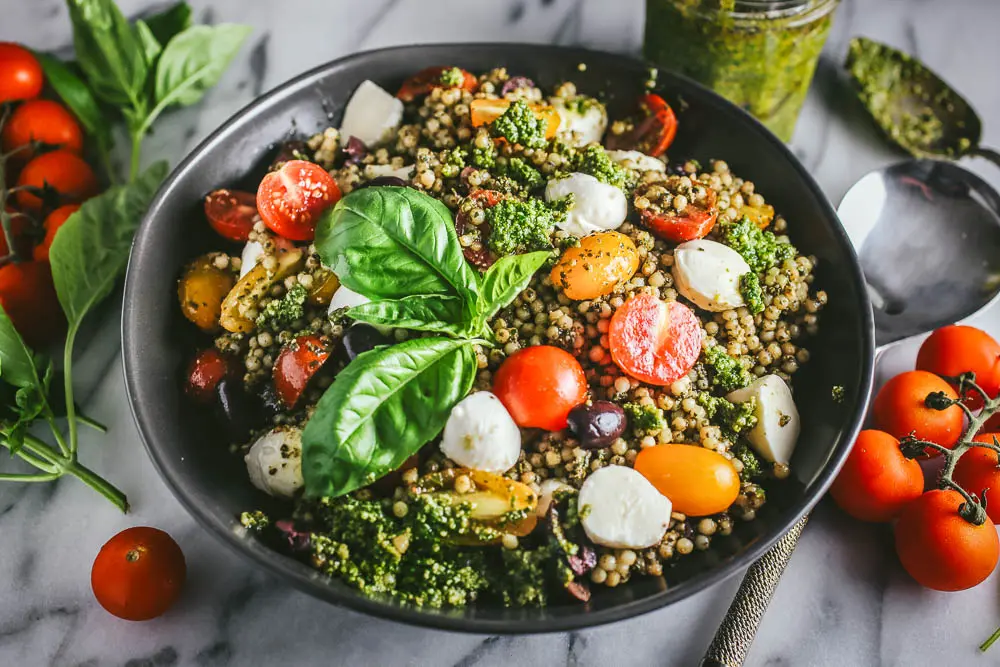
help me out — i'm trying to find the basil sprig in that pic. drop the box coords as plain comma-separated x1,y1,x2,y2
303,187,549,498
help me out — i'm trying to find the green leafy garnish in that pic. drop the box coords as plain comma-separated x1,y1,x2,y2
722,217,797,273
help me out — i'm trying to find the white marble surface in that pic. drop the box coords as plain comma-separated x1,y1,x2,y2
3,0,1000,665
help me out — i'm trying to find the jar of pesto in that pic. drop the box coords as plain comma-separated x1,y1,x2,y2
644,0,839,142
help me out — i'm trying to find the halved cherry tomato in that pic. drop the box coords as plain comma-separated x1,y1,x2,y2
829,430,924,522
256,160,340,241
185,349,236,404
2,99,83,158
469,99,561,138
606,93,677,157
916,325,1000,410
33,203,79,261
550,231,639,300
454,189,502,269
609,293,702,386
397,66,477,102
634,444,740,516
640,187,718,242
15,149,98,211
177,254,236,333
204,189,257,242
0,43,43,104
0,260,64,348
492,345,587,430
91,527,186,621
873,370,964,455
954,433,1000,524
273,334,331,407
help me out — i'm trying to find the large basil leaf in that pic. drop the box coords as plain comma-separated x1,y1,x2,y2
153,24,251,108
134,19,162,66
476,250,550,327
33,54,108,144
302,337,476,498
144,2,192,46
49,162,168,328
66,0,149,108
315,187,481,305
0,306,42,391
348,295,467,335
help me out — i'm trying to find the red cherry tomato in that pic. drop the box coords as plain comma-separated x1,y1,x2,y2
0,260,64,348
185,349,235,403
916,325,1000,409
829,430,924,522
91,527,186,621
954,432,1000,524
641,187,718,242
492,345,588,430
32,203,80,261
609,293,702,386
454,189,502,269
256,160,340,241
873,370,964,455
15,149,98,211
204,189,258,242
397,66,478,102
1,99,84,158
606,93,678,157
273,334,331,407
894,489,999,591
0,43,43,104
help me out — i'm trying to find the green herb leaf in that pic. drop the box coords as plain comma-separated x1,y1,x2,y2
348,295,467,335
143,2,192,46
0,307,50,455
134,19,162,66
33,53,108,142
302,337,477,498
0,306,43,391
153,24,251,109
66,0,149,109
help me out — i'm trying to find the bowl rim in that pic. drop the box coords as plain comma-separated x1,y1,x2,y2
122,42,876,634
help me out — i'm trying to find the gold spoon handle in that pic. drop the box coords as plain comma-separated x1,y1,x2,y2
700,515,810,667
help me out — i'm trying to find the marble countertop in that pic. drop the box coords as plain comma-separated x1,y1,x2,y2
3,0,1000,665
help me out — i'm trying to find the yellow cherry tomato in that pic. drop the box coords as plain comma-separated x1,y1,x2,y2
469,98,561,138
634,444,741,516
177,254,235,332
550,231,639,301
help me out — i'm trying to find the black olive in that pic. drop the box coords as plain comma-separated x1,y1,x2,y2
257,383,283,420
339,324,391,361
567,401,627,449
355,176,409,190
215,379,262,440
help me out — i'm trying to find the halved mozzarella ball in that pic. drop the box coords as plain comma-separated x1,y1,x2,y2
578,465,671,549
326,283,370,316
551,97,607,146
672,239,752,312
440,392,521,473
364,163,415,181
727,374,801,465
604,149,666,173
545,172,627,237
536,479,574,518
339,80,404,147
239,240,264,279
245,426,303,498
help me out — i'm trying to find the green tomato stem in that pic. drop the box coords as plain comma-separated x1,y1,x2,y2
981,626,1000,652
63,458,129,512
63,324,79,457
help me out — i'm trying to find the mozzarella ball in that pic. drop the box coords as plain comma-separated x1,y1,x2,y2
578,465,671,549
551,97,608,146
604,149,666,173
672,239,752,312
245,426,304,498
440,392,521,473
545,172,627,237
727,375,801,465
339,80,404,147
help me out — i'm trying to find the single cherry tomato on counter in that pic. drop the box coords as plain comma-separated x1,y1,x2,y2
492,345,587,430
204,189,258,242
894,489,999,591
396,66,477,102
15,149,98,211
609,293,702,386
634,444,740,516
916,325,1000,409
185,349,236,403
32,203,79,261
0,261,64,348
605,93,677,157
1,99,83,158
91,527,186,621
550,231,639,301
829,430,923,522
954,433,1000,524
639,187,718,243
469,99,561,138
273,334,331,408
256,160,340,241
0,43,43,104
873,370,964,455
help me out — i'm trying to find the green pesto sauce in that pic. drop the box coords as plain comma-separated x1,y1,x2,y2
733,443,764,481
439,67,465,88
697,392,758,437
739,272,765,314
472,143,496,169
623,401,667,435
643,0,837,142
485,196,572,256
703,345,752,393
498,156,544,190
571,144,634,191
721,217,797,273
489,99,548,148
256,283,308,329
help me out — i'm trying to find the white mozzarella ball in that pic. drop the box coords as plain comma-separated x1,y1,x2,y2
326,284,370,317
364,163,415,181
551,97,608,146
578,465,671,549
245,426,304,498
604,149,666,173
239,241,264,279
672,239,752,312
727,375,801,465
339,80,404,148
440,392,521,473
545,173,627,237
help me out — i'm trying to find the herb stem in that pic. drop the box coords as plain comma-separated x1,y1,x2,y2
0,470,61,482
982,626,1000,652
128,131,142,183
63,324,80,456
63,458,129,512
77,413,108,433
45,414,72,458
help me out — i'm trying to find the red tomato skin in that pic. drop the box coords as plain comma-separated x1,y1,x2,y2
15,150,98,211
916,325,1000,409
492,345,587,430
894,489,999,591
273,335,331,407
256,161,340,241
829,430,924,522
641,205,717,243
1,206,30,257
954,433,1000,524
609,293,702,386
873,370,964,454
91,527,186,621
640,94,678,157
0,261,64,348
0,43,43,103
204,189,258,242
185,349,234,403
397,66,477,102
606,93,678,157
33,203,80,261
2,99,84,157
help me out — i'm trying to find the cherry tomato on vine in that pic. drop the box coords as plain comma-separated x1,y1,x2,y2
0,261,63,348
829,430,924,522
954,432,1000,524
396,66,477,102
492,345,587,430
273,335,331,408
33,203,79,261
0,43,43,104
256,160,340,241
1,99,83,158
609,293,702,386
640,186,718,242
873,370,964,455
204,189,257,242
15,149,98,211
185,349,236,404
91,527,186,621
894,489,999,591
605,93,678,157
916,325,1000,409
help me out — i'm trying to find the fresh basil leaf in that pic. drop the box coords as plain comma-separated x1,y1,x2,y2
0,306,43,391
302,337,476,498
134,19,162,66
143,2,192,46
153,24,251,108
49,162,168,328
33,53,108,143
477,250,550,325
66,0,149,108
316,187,481,306
348,295,467,335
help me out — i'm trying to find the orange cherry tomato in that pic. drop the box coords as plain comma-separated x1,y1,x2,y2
634,444,740,516
396,66,477,102
273,334,331,408
916,325,1000,410
0,260,64,348
32,203,80,261
91,527,186,621
492,345,587,430
177,254,235,333
469,99,561,138
873,370,964,455
894,489,999,591
606,93,678,157
185,348,236,404
1,99,83,158
829,430,924,522
609,293,702,386
954,433,1000,524
204,189,258,242
256,160,340,241
15,149,98,211
0,43,43,104
640,187,718,243
550,231,639,301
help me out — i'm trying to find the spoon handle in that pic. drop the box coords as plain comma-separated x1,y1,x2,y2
972,147,1000,172
699,515,809,667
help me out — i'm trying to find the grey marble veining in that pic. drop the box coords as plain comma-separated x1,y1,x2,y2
2,0,1000,665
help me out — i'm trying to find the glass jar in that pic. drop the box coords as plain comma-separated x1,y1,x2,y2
643,0,840,142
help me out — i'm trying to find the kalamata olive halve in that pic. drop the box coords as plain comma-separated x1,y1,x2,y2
339,324,391,361
567,401,627,449
215,378,263,440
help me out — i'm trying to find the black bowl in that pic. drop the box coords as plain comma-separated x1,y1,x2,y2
122,43,875,633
